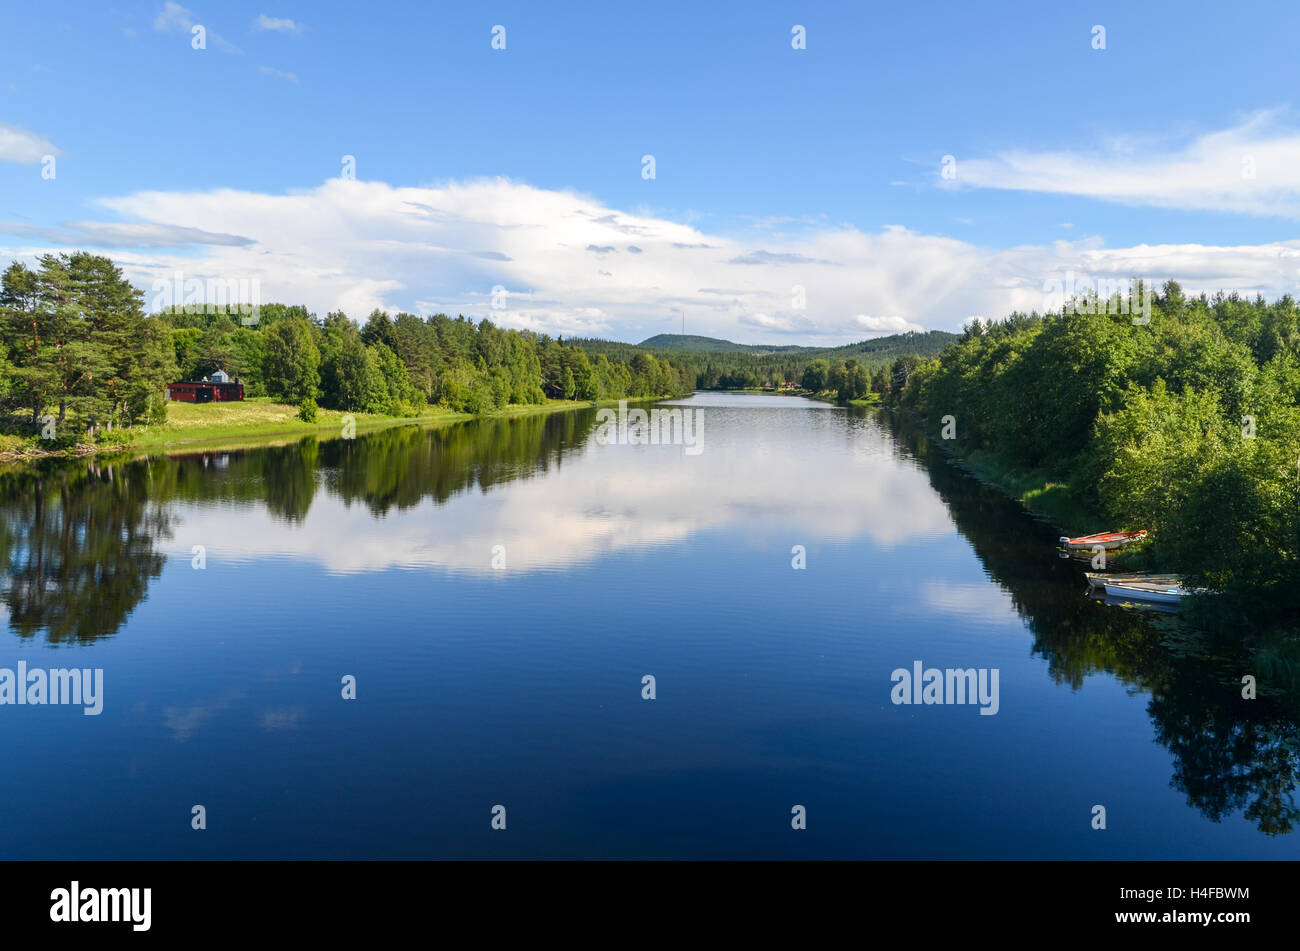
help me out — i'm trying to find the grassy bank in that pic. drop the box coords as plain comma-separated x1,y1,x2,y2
128,399,465,453
803,391,881,406
886,408,1105,536
714,387,882,406
0,395,673,463
902,421,1163,568
940,445,1104,536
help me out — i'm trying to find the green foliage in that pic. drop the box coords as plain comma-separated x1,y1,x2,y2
94,427,135,449
801,358,829,391
836,361,871,401
1,254,699,442
575,330,957,392
891,281,1300,603
1,252,177,437
297,397,318,423
262,317,321,402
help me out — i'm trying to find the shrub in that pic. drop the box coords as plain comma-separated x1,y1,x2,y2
94,428,134,449
297,397,318,423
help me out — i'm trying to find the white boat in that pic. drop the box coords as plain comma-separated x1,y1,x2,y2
1098,576,1202,604
1084,571,1180,589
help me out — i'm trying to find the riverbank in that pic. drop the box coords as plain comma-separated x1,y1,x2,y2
805,392,880,407
887,408,1106,538
0,395,677,463
699,387,881,407
943,448,1107,537
891,410,1165,575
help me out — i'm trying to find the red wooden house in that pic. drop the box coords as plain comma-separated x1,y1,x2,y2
167,369,244,403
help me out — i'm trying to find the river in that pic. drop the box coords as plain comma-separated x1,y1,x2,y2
1,392,1296,858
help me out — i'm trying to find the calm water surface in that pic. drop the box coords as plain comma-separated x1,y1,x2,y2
1,393,1297,858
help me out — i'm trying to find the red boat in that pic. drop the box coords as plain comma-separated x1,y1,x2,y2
1059,529,1148,551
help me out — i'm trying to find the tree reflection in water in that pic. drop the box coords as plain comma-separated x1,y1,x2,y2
1,405,1295,836
879,406,1300,837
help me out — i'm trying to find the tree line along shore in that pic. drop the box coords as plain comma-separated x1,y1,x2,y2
879,281,1300,609
3,253,1297,607
0,252,696,455
0,252,953,456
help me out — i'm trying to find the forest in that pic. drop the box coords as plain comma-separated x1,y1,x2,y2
573,329,956,392
10,253,1294,604
885,281,1300,604
0,252,695,441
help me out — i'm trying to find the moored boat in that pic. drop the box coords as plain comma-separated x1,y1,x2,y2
1084,571,1180,589
1059,529,1148,551
1098,576,1203,604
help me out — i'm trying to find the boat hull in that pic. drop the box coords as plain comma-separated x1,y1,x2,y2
1061,530,1148,551
1100,581,1189,604
1085,572,1180,589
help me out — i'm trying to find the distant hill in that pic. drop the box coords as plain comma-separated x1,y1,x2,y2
594,330,960,362
825,330,960,361
568,329,960,391
637,333,812,354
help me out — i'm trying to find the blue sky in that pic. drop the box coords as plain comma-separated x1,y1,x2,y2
4,0,1300,342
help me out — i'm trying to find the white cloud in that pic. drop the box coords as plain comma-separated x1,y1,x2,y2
920,582,1016,621
154,1,192,30
253,14,304,34
2,176,1299,341
0,122,60,164
257,65,299,83
0,220,250,248
856,314,924,335
164,415,956,576
954,110,1300,218
154,2,240,52
739,311,818,333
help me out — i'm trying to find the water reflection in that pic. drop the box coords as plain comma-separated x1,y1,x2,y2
0,410,631,643
879,407,1300,836
0,398,1295,841
157,400,955,576
0,460,172,644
